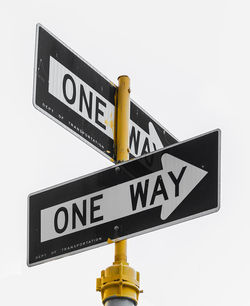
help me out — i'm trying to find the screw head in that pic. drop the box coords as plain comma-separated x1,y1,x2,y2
115,167,121,174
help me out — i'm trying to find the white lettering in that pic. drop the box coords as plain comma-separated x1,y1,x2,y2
48,57,115,139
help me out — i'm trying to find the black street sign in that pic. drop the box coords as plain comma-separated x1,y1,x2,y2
28,129,220,266
33,24,177,162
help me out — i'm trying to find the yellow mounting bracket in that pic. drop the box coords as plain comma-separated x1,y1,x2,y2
96,245,140,304
96,76,141,304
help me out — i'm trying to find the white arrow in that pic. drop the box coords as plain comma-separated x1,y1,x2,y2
41,154,207,242
129,121,163,157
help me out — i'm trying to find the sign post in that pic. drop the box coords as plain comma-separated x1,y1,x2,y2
96,76,141,306
29,24,221,306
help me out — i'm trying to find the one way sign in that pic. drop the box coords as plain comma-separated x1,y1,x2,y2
33,24,177,162
28,129,220,266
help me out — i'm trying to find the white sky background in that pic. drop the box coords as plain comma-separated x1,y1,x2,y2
0,0,250,305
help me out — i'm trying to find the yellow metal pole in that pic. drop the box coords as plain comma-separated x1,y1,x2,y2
96,76,141,305
116,75,130,163
114,75,130,267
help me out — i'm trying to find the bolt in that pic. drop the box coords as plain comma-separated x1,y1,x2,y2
115,167,121,174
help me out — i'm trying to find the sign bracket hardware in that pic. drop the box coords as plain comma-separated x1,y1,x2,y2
96,76,141,305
